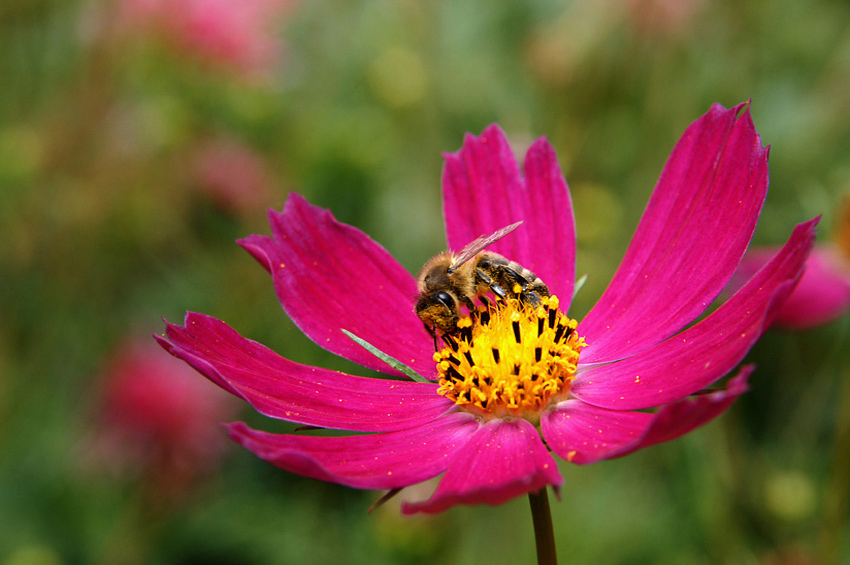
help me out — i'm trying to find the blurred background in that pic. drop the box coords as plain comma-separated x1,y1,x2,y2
2,0,850,563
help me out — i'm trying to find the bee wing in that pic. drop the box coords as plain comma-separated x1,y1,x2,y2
448,221,522,271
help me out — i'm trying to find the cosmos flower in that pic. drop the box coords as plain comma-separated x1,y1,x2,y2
190,136,275,215
89,339,237,497
625,0,705,41
729,195,850,329
157,103,817,514
114,0,298,77
732,247,849,329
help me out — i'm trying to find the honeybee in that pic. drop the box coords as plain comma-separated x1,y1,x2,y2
415,221,550,336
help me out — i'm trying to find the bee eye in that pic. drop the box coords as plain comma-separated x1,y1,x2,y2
434,292,455,309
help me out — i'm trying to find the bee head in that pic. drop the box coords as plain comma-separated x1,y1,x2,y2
415,291,459,333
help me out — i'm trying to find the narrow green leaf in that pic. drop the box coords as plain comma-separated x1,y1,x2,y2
573,274,588,301
341,329,430,383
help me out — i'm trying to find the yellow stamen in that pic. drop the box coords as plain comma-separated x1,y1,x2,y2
434,295,585,423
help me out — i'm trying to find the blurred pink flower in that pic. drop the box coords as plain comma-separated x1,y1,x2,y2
625,0,705,41
158,104,816,514
731,197,850,329
116,0,298,76
91,339,237,495
191,137,275,214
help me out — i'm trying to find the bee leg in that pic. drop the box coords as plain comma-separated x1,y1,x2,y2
500,265,531,291
459,295,476,311
423,323,439,351
510,273,542,307
474,268,508,300
485,263,526,296
525,280,550,304
497,265,546,307
520,289,541,307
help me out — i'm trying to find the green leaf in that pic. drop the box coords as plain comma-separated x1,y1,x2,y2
573,274,588,301
341,329,430,383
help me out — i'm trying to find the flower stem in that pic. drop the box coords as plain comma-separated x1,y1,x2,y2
528,488,558,565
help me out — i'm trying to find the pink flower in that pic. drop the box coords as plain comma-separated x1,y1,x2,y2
739,247,850,329
625,0,705,41
116,0,297,77
191,137,274,214
92,339,237,495
157,103,817,514
730,197,850,329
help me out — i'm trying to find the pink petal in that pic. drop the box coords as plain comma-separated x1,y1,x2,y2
239,193,435,379
157,313,453,433
732,246,850,329
226,411,481,490
579,103,769,364
542,367,751,464
441,125,577,305
572,218,817,410
401,418,562,514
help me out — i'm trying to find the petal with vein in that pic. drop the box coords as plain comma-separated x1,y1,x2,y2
573,218,817,410
157,313,452,433
442,125,577,304
239,193,434,378
543,367,750,464
226,412,480,490
731,246,850,329
402,418,562,514
580,104,769,363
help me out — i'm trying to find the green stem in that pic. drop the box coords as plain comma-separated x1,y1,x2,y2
528,488,558,565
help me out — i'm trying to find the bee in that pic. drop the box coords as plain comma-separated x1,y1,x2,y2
415,221,550,337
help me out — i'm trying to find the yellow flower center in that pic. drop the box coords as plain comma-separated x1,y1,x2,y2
434,294,585,423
